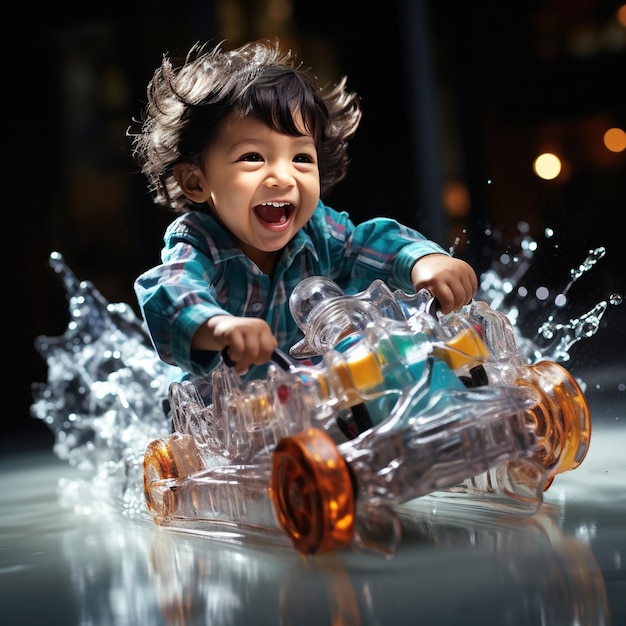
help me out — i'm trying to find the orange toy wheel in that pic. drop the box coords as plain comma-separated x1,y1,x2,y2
520,361,591,488
143,434,203,521
271,428,355,555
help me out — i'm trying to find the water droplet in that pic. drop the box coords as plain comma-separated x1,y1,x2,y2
521,238,538,252
536,286,549,301
541,326,555,340
570,247,606,281
554,294,567,307
544,228,554,238
609,293,622,306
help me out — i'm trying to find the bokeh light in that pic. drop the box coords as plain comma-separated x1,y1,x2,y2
603,127,626,153
442,179,471,218
533,153,562,180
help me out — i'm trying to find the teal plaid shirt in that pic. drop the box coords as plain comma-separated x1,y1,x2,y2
134,200,448,385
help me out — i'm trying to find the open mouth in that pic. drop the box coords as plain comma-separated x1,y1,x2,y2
253,201,294,225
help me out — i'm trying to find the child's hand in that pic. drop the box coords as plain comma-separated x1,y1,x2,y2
199,315,278,374
410,254,478,314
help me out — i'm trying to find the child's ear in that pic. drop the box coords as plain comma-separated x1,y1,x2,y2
173,163,209,202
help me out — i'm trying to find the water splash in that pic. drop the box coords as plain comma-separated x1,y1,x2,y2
536,301,608,363
30,251,171,515
30,230,614,516
525,247,608,363
474,229,612,365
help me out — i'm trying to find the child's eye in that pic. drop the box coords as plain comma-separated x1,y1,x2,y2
293,154,314,163
239,153,264,162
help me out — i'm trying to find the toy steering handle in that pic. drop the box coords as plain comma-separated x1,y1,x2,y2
427,295,441,317
220,347,301,371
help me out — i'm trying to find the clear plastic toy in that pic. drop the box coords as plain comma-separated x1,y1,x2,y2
142,277,591,556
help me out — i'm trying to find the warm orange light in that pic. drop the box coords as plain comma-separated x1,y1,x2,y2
533,153,562,180
604,127,626,152
442,179,471,218
617,4,626,27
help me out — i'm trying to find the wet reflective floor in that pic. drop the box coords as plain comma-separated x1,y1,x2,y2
2,392,625,626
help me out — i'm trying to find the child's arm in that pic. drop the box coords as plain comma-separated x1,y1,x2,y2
191,315,278,374
410,254,478,314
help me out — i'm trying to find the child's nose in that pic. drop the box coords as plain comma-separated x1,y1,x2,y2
265,160,295,186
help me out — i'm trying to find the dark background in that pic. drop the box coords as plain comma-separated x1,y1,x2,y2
9,0,626,452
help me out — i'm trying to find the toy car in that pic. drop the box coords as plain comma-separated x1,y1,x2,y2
142,277,591,556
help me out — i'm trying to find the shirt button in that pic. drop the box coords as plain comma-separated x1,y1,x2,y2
250,302,263,313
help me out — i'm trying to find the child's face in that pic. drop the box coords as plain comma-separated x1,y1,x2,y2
189,113,320,271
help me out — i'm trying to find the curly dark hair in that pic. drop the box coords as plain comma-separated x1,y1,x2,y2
130,39,362,212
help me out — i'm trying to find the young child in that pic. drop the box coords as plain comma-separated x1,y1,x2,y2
132,39,477,391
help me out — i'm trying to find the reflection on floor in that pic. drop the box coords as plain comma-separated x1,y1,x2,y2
1,416,624,625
